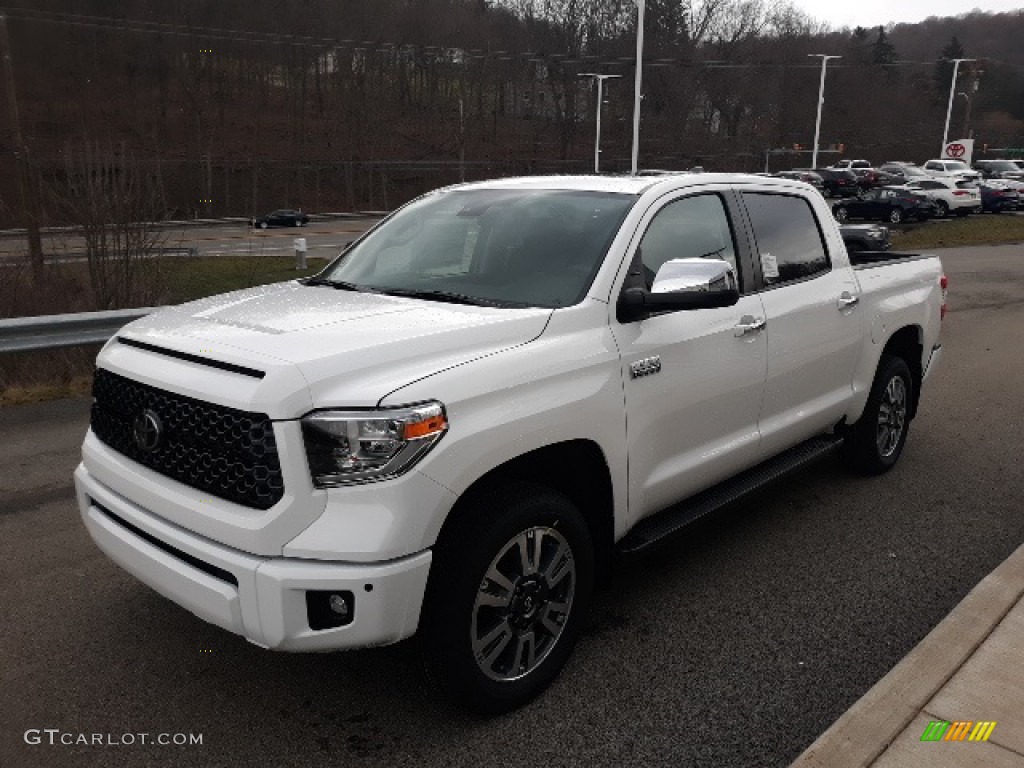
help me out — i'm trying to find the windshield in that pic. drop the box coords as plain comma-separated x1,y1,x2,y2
984,161,1021,172
318,188,636,308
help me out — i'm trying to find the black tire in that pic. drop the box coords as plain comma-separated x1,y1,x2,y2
833,206,849,223
888,208,904,224
842,355,913,476
936,200,949,218
419,482,594,714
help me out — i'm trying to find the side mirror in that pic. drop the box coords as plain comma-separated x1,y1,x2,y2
618,258,740,322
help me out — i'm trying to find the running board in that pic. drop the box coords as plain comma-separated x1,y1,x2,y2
617,435,844,555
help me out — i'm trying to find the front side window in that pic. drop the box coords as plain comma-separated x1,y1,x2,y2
635,194,739,291
320,189,636,308
741,193,830,287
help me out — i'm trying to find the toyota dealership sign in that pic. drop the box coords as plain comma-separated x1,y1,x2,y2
942,139,975,165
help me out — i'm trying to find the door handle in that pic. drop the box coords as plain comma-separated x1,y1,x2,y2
837,292,860,310
734,315,766,337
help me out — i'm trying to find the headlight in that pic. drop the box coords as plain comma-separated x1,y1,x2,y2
301,401,448,487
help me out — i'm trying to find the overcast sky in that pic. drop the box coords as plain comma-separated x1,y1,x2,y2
792,0,1022,31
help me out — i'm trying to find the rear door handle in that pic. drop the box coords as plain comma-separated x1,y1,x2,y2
734,315,766,337
838,292,860,310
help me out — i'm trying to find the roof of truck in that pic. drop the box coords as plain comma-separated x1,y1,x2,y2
440,172,805,196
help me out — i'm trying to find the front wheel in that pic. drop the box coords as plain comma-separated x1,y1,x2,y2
842,355,913,475
936,200,949,218
419,483,594,714
833,206,849,223
888,208,904,224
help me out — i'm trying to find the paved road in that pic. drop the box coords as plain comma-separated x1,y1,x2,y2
0,217,383,263
1,244,1023,768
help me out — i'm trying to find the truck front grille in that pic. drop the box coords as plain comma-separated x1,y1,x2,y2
90,368,284,510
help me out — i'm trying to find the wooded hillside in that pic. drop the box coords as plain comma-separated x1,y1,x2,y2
1,1,1022,224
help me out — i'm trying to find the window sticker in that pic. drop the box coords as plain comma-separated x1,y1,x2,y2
761,252,780,279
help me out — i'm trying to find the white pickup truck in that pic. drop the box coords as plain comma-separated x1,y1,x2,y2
75,174,945,713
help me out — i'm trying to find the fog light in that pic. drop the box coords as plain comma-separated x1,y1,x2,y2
306,590,355,630
329,593,349,615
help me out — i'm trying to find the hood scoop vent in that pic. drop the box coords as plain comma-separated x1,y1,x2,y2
116,337,266,379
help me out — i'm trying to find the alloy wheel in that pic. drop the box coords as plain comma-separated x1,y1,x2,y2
471,527,575,682
876,375,907,458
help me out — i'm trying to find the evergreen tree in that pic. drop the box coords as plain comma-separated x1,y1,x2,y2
872,26,899,81
934,36,966,97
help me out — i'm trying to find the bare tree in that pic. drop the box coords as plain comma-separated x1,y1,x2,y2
50,141,168,309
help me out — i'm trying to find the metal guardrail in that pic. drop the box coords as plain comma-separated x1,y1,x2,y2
0,307,159,353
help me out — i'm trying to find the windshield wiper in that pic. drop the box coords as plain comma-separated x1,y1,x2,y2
376,288,517,307
300,276,365,291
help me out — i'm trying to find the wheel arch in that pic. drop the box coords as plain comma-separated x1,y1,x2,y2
880,325,923,418
432,440,616,584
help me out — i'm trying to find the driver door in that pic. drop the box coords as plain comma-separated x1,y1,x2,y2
611,190,768,525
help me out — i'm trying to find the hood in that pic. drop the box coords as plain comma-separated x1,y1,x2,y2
118,281,552,410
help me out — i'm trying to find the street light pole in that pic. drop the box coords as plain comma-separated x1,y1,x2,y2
579,73,622,174
630,0,646,175
808,54,840,170
942,58,975,153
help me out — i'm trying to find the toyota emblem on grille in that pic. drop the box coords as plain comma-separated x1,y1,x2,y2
132,409,163,453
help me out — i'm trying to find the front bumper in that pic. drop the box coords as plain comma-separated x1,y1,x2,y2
75,463,432,651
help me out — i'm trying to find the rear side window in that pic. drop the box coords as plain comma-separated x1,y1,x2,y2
741,193,830,287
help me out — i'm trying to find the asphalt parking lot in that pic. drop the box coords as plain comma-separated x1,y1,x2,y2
1,242,1022,768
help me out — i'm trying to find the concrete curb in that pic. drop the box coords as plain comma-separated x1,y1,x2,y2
791,542,1024,767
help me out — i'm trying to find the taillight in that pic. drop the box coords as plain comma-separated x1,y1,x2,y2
953,190,969,196
940,274,948,320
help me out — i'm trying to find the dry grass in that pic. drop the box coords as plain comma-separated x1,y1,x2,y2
890,213,1024,250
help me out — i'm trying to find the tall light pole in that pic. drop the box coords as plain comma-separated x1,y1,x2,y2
941,58,975,153
630,0,646,175
808,54,840,170
579,73,622,174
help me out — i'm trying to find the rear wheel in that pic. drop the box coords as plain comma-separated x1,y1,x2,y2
833,206,849,223
936,200,949,217
842,355,913,475
420,483,594,714
888,208,904,224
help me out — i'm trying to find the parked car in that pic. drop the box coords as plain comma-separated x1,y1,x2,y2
878,163,930,182
901,178,982,217
972,159,1024,181
990,176,1024,205
775,169,825,191
851,167,902,190
76,173,946,714
832,187,938,224
922,159,981,181
977,181,1022,213
805,168,860,197
831,159,873,170
252,209,310,228
839,223,891,252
